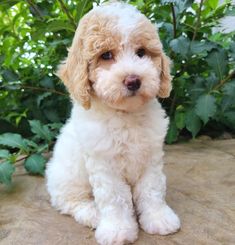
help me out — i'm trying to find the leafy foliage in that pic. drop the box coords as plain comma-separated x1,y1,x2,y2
0,120,61,185
0,133,28,151
29,120,52,142
24,153,46,176
0,161,15,186
0,0,235,185
195,94,217,124
151,0,235,143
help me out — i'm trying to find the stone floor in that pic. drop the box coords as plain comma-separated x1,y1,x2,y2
0,139,235,245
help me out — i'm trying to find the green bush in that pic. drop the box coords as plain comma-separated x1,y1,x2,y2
0,0,235,185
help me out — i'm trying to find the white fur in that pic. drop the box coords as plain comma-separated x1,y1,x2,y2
46,2,180,245
93,2,142,42
46,100,180,244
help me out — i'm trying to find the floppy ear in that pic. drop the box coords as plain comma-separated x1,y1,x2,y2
56,25,91,109
158,52,172,98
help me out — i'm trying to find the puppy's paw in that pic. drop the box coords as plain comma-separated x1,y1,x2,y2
73,201,99,229
139,205,180,235
95,216,138,245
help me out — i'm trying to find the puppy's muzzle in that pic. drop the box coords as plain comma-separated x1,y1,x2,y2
124,75,141,91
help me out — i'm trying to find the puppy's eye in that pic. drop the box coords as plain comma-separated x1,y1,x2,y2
101,51,113,60
136,48,145,58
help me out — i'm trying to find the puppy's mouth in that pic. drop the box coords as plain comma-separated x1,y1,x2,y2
126,91,138,97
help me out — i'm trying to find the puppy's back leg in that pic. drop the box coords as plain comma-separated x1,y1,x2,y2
73,200,99,228
46,159,99,229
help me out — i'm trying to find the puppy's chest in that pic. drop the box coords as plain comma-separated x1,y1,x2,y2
111,126,154,160
109,120,157,184
79,113,160,183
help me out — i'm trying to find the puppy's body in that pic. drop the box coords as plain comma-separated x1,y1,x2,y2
46,2,180,245
47,99,167,197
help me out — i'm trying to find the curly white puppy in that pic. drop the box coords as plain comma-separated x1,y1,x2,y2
46,2,180,245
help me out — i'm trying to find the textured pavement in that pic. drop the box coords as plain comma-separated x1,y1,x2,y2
1,139,235,245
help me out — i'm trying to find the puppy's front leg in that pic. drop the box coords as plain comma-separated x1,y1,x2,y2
86,157,138,245
134,159,180,235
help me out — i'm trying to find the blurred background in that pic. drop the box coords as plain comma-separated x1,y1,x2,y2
0,0,234,183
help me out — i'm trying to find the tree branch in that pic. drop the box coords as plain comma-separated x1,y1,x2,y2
14,156,28,166
170,3,177,38
20,85,68,96
214,70,235,90
169,93,177,116
169,3,177,116
27,0,44,21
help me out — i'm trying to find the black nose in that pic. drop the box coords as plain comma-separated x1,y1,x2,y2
124,75,141,91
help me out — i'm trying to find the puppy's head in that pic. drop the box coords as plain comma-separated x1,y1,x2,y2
57,2,172,111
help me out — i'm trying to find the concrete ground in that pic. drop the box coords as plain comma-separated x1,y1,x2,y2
0,139,235,245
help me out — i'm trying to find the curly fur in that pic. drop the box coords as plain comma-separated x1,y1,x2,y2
46,2,180,245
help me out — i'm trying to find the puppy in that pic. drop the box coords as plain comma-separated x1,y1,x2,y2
46,2,180,245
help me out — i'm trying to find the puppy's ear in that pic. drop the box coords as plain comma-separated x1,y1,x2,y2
56,25,91,109
158,52,172,98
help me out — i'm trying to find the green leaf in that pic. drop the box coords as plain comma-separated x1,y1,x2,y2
37,92,52,107
161,0,193,13
24,154,46,176
39,76,54,88
161,0,176,4
185,109,202,137
175,111,186,129
0,161,15,186
36,143,49,153
0,149,10,159
175,0,194,14
29,120,52,142
48,122,63,130
230,42,235,59
135,0,145,8
2,69,19,82
221,96,234,112
46,20,75,32
24,139,39,150
205,0,219,10
205,73,218,91
0,133,28,151
195,94,217,124
226,5,235,16
170,36,190,58
190,41,215,54
32,20,75,39
75,0,91,22
206,49,228,80
166,121,179,144
43,109,60,122
222,79,235,96
0,0,21,8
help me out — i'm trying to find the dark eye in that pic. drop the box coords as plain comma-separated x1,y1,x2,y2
136,48,145,58
101,51,113,60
